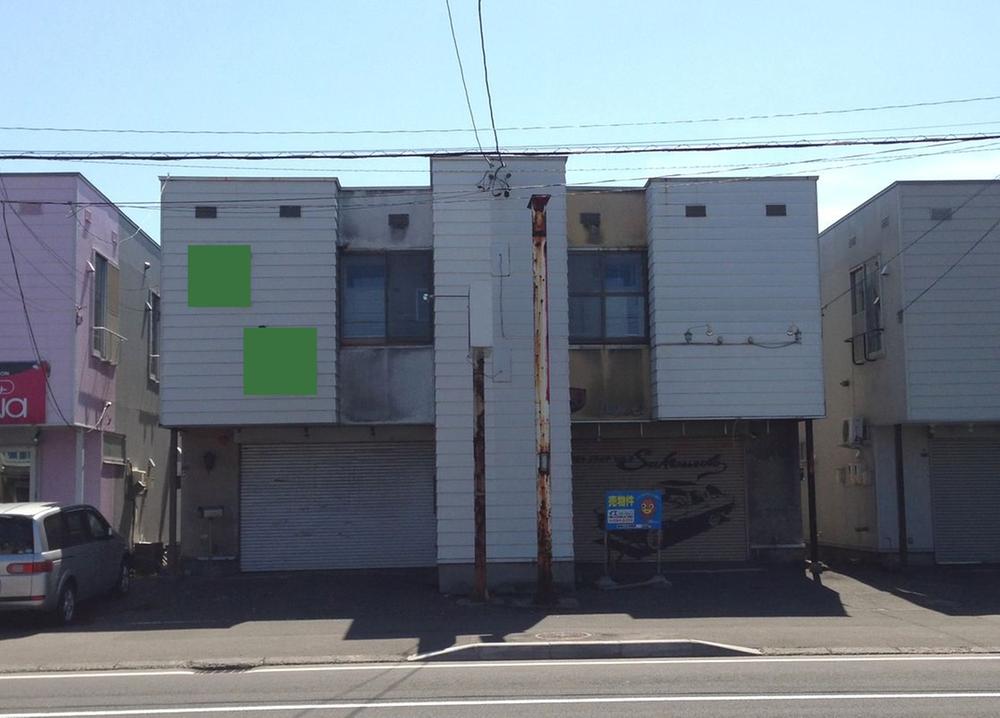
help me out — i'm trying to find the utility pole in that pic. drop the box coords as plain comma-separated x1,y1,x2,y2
529,194,555,604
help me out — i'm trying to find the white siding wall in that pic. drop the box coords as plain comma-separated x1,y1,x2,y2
647,178,824,419
160,179,339,426
900,182,1000,422
432,157,574,567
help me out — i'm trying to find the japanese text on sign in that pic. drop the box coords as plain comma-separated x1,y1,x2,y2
604,491,662,531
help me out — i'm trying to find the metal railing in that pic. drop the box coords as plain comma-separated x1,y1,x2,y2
92,326,126,365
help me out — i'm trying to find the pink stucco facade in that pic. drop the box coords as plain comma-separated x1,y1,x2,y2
1,174,119,512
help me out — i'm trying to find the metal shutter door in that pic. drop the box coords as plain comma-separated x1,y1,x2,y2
572,437,748,563
240,442,436,571
930,439,1000,564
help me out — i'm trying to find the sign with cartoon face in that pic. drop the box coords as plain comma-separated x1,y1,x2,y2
605,490,662,530
0,362,46,425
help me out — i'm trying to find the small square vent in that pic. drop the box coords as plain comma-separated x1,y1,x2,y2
930,207,953,221
279,205,302,218
765,204,787,217
685,204,707,218
195,206,217,219
388,213,409,230
579,212,601,228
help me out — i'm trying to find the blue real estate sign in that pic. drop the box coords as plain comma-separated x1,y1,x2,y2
604,491,663,531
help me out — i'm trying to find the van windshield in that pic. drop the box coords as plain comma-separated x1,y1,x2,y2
0,516,34,555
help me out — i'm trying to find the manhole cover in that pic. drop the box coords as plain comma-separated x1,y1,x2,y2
533,631,592,641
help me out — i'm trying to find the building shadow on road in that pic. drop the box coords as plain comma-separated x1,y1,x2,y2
823,562,1000,616
0,566,849,656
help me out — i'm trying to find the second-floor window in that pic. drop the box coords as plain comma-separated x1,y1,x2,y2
339,251,433,344
569,250,648,343
91,252,121,362
148,290,161,382
850,257,883,360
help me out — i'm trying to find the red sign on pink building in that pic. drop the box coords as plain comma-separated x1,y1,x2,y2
0,362,47,425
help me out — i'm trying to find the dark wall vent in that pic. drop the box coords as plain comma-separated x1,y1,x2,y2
765,204,787,217
195,206,217,219
930,207,953,221
685,204,707,218
579,212,601,228
279,205,302,218
388,213,410,229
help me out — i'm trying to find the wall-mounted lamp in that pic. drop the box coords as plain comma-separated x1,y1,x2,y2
86,260,96,273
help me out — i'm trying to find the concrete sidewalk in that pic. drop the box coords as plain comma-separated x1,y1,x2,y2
2,565,1000,672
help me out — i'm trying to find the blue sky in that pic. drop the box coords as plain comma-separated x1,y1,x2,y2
3,0,999,239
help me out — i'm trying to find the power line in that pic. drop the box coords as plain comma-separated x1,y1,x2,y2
477,0,502,163
5,131,1000,161
0,181,73,426
444,0,488,162
820,180,1000,313
898,212,1000,318
3,93,999,136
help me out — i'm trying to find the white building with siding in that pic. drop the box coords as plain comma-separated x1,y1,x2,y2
158,161,825,590
814,180,1000,566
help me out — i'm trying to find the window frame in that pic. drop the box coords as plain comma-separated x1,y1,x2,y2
849,257,884,362
148,290,161,383
569,249,649,345
338,250,434,346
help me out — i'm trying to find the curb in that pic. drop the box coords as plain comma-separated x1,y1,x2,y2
409,639,760,662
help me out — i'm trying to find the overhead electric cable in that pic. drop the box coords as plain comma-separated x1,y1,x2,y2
477,0,502,163
5,131,1000,161
3,93,999,136
444,0,489,162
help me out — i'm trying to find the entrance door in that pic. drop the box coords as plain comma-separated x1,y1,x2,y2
0,449,32,502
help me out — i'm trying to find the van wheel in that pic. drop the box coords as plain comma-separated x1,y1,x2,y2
56,584,77,625
113,560,132,596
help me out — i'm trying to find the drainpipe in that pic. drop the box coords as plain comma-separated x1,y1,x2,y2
167,428,179,574
804,419,820,577
472,347,488,602
894,424,908,569
529,194,555,604
74,427,85,504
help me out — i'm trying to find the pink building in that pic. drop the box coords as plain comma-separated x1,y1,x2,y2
0,173,172,550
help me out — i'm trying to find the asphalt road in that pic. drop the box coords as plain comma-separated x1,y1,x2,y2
1,654,999,717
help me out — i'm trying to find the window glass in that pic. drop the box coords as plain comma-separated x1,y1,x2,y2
605,296,646,337
93,254,108,329
568,253,601,293
850,267,866,316
85,510,109,540
569,296,603,339
341,255,387,339
44,515,65,551
63,510,90,548
569,250,647,343
386,253,433,341
0,517,33,555
604,253,644,293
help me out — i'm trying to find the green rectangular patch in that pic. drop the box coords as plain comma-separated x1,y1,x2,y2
188,245,251,307
243,327,318,396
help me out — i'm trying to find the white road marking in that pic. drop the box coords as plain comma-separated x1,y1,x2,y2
0,671,195,682
1,653,1000,681
2,692,1000,716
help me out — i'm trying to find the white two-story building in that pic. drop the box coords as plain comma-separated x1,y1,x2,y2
159,159,824,591
815,180,1000,565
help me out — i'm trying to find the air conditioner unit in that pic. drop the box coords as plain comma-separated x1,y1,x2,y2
841,416,867,446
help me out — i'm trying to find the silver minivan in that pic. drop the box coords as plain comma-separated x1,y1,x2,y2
0,503,131,624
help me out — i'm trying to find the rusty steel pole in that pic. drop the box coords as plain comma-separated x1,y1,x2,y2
472,346,488,601
529,194,555,604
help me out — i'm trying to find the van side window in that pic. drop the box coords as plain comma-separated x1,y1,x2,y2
85,510,110,539
63,510,90,547
44,515,66,551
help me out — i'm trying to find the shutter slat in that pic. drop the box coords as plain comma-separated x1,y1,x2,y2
240,442,436,571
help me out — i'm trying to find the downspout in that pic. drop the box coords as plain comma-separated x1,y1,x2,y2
894,424,908,568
